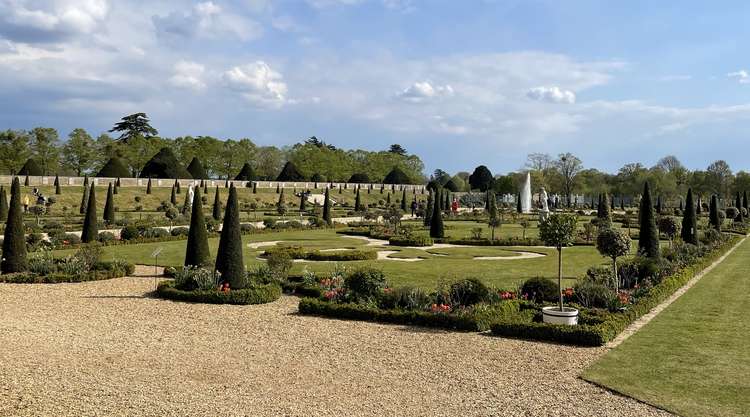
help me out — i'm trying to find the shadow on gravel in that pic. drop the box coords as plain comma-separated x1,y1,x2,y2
81,295,146,299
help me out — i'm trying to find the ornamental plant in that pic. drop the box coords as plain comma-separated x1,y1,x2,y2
596,227,631,292
103,183,115,225
681,188,698,244
1,178,28,273
638,182,660,258
215,185,245,288
185,187,210,267
81,184,97,243
538,213,578,311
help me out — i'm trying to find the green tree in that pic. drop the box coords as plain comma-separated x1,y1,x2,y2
323,187,332,225
212,187,222,221
277,161,305,181
103,183,115,225
596,228,631,292
469,165,493,191
681,188,698,245
299,192,307,212
1,178,28,272
146,178,152,194
187,157,209,179
170,184,177,205
30,127,60,175
81,184,98,243
638,182,660,258
424,191,434,226
109,113,158,142
79,183,89,214
709,194,721,231
400,189,407,212
185,187,210,267
0,186,7,221
487,192,501,240
54,175,61,195
355,187,363,212
538,213,578,311
0,130,31,174
430,189,444,238
215,185,245,288
277,188,287,216
554,153,583,206
62,128,96,176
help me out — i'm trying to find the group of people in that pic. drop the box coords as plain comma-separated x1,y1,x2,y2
409,197,460,217
21,187,47,213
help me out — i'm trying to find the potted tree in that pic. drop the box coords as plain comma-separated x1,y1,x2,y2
539,213,579,325
596,227,631,292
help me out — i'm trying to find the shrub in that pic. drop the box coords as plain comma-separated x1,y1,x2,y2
96,157,130,178
140,147,192,179
344,267,387,302
144,228,169,238
305,250,377,261
388,235,433,247
28,250,56,275
98,231,116,243
174,266,219,291
120,225,141,241
276,161,305,181
266,249,293,282
156,281,281,305
383,167,412,184
574,277,617,309
171,226,189,236
520,277,558,303
442,277,491,307
378,286,432,310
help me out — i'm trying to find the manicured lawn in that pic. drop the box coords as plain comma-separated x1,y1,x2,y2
54,227,613,289
582,238,750,417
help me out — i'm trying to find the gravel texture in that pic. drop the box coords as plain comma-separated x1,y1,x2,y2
0,276,671,417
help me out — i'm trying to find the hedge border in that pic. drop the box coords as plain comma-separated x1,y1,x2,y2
490,235,742,346
0,261,135,284
156,281,281,305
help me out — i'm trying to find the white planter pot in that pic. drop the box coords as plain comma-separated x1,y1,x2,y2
542,306,579,325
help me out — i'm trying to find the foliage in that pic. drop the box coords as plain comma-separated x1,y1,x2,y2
17,158,43,176
140,147,192,179
468,165,493,191
156,281,281,305
173,266,219,291
520,277,558,303
185,186,211,267
348,173,370,183
234,162,255,181
1,178,27,273
215,186,245,287
638,182,660,258
276,161,305,181
681,188,698,245
439,277,491,307
343,267,388,302
539,213,577,249
95,157,130,178
382,167,412,184
186,157,209,179
657,216,680,241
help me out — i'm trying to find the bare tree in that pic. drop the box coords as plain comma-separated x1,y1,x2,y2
554,153,582,207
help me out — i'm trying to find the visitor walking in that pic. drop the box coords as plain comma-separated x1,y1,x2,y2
451,198,459,215
23,195,29,213
410,200,417,217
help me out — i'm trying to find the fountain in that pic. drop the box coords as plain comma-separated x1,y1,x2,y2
520,172,532,213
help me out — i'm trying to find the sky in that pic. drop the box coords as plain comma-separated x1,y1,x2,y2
1,0,750,176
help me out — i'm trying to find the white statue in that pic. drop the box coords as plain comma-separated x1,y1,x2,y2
539,187,550,221
188,185,195,206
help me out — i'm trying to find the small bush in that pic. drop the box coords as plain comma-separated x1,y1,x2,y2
344,267,387,302
170,226,189,237
378,286,432,310
98,231,116,243
520,277,558,303
120,225,141,241
174,266,219,291
143,228,169,238
437,278,491,307
388,235,434,247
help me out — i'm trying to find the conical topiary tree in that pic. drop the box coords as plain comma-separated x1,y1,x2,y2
234,162,255,181
1,178,28,273
276,161,305,181
182,185,192,215
709,194,721,231
186,157,208,180
113,179,119,195
355,187,362,212
252,182,257,194
212,187,221,221
638,182,660,258
17,159,42,176
744,191,748,211
79,183,89,214
424,191,434,226
430,189,444,238
54,175,61,195
146,178,152,194
401,189,407,212
83,175,89,186
299,192,307,212
96,157,130,178
81,184,98,243
0,186,7,221
175,180,181,194
215,185,245,288
516,193,522,214
185,187,210,267
681,188,698,245
736,192,742,212
24,175,29,186
103,183,115,225
140,147,192,179
600,193,612,225
170,184,177,205
323,187,332,225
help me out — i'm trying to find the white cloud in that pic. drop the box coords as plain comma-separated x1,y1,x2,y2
526,86,576,104
153,2,262,42
169,60,206,91
397,81,454,102
222,61,288,107
728,70,750,84
0,0,109,42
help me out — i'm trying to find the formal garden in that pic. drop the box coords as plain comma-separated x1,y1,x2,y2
1,119,748,415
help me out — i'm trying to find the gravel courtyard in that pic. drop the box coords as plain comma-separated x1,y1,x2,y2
0,276,670,417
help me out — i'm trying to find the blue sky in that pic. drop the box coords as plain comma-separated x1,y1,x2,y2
1,0,749,175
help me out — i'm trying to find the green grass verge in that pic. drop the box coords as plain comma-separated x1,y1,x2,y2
582,237,750,417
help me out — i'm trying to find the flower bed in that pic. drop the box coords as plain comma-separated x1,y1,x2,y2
156,281,282,305
490,235,741,346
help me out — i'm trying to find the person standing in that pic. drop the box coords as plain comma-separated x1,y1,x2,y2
451,198,459,215
23,195,29,213
410,199,417,217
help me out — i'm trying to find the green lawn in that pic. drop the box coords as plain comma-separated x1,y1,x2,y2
53,226,613,289
582,238,750,417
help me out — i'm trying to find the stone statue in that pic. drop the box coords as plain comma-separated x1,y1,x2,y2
539,187,550,221
188,185,195,206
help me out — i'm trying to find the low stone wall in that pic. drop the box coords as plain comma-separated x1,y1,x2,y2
0,175,426,191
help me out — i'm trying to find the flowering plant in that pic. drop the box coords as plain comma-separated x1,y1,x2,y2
430,303,452,313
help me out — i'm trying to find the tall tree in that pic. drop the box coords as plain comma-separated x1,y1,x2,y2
30,127,60,175
430,189,444,238
79,183,89,214
212,187,222,221
0,130,31,174
185,187,210,267
555,153,582,207
424,191,434,226
1,178,27,273
354,187,363,211
81,184,98,243
62,128,96,176
468,165,493,191
709,194,721,231
103,183,115,225
215,185,245,288
323,187,332,225
0,186,7,221
388,144,407,155
109,113,158,143
170,184,177,205
638,182,660,258
681,188,698,245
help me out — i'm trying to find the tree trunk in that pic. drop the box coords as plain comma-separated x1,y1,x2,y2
558,247,563,311
612,257,618,292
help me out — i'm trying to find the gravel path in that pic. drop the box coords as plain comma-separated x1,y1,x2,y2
0,278,670,417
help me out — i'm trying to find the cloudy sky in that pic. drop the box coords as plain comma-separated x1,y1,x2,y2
1,0,749,175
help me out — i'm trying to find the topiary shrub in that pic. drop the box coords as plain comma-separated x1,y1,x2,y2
97,231,116,243
119,225,140,241
520,277,558,303
234,162,255,181
140,147,192,179
171,227,189,236
96,157,130,178
186,157,208,179
276,161,305,181
442,278,490,307
17,159,42,176
382,167,411,184
348,173,370,183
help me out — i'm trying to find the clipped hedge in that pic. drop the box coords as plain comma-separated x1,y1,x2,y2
0,261,134,284
156,281,281,305
305,250,377,261
298,298,530,332
490,236,742,346
388,235,433,247
442,237,544,246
